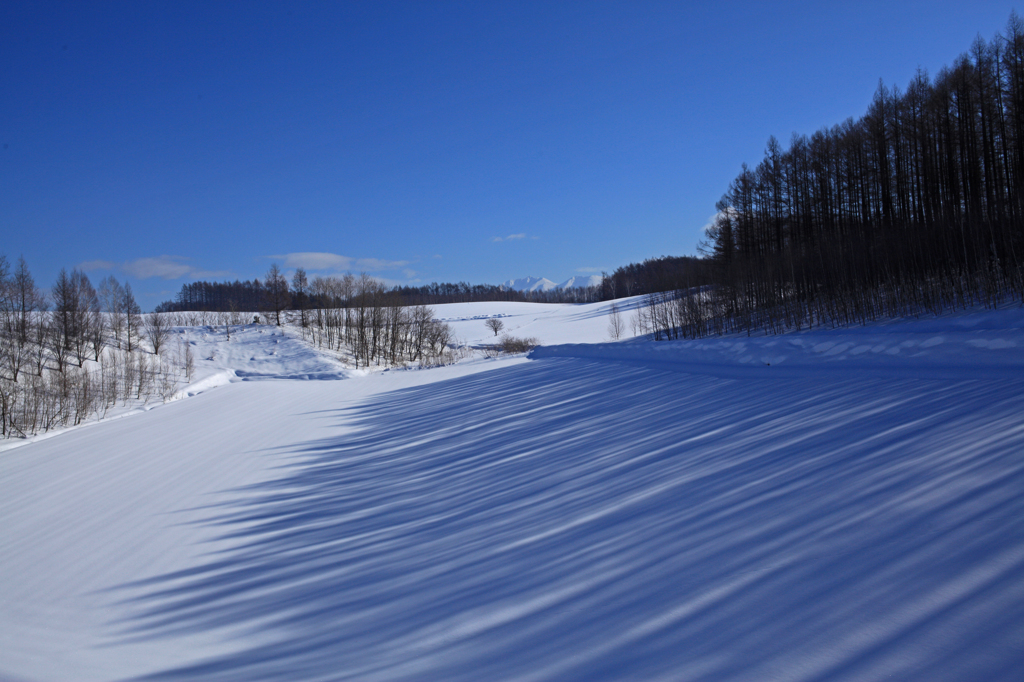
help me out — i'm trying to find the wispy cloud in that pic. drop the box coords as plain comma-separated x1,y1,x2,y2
272,252,410,273
356,257,411,271
124,257,199,280
78,256,229,281
77,252,410,283
492,233,527,243
276,252,351,271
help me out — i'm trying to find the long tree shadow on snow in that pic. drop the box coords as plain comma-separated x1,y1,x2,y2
117,357,1024,681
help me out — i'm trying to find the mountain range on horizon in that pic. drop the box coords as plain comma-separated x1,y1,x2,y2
500,275,603,292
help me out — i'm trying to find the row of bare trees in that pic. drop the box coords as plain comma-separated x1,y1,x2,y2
156,264,298,324
159,266,606,315
679,13,1024,340
0,261,144,371
158,278,266,314
1,345,186,438
301,273,460,368
0,256,190,438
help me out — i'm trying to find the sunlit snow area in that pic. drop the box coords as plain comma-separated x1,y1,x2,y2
1,298,1023,681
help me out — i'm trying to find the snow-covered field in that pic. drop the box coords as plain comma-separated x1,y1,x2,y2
1,299,1022,681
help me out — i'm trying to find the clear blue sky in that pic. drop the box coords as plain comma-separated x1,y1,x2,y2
1,1,1017,310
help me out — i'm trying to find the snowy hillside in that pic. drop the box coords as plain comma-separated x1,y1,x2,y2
1,301,1022,681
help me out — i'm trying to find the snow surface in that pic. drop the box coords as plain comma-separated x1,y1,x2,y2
439,298,640,346
1,300,1023,681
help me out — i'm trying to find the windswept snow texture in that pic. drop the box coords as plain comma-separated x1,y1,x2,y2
1,303,1023,681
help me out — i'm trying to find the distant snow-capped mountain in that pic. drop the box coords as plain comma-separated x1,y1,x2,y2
556,275,603,289
501,275,604,292
501,276,559,292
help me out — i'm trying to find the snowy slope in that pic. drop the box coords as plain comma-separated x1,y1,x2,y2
435,298,640,346
1,303,1023,681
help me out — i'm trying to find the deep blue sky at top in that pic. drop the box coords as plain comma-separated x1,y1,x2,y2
1,1,1017,309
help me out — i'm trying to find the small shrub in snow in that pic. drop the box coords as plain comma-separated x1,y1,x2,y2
499,335,539,354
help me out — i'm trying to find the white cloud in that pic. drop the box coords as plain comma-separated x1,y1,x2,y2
273,252,409,273
78,252,411,284
78,256,229,281
276,252,351,271
492,233,527,243
122,256,195,280
354,257,410,271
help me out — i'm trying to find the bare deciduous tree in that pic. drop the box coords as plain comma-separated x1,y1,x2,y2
607,302,624,340
144,312,171,355
218,311,231,340
485,318,504,336
0,257,16,382
122,284,142,352
264,263,290,326
178,336,195,382
134,352,151,400
50,268,75,362
99,275,125,348
87,306,105,361
30,313,49,375
47,317,69,374
228,300,243,328
292,268,309,329
71,270,97,366
6,257,45,380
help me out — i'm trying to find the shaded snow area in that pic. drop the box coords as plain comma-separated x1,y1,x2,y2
1,303,1023,681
